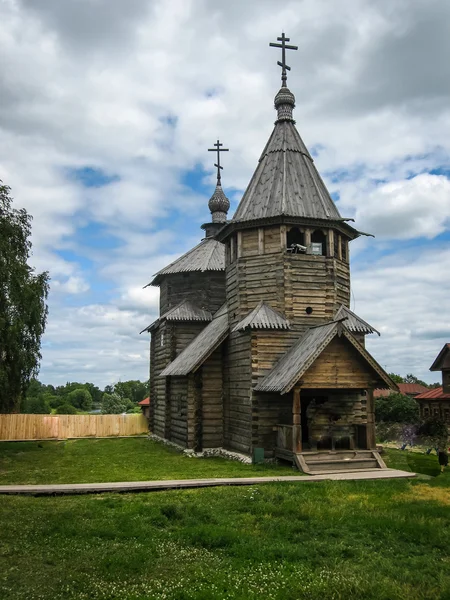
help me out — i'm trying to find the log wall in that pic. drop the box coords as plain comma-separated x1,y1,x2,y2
299,336,382,389
201,347,224,448
159,271,226,316
223,331,252,454
150,320,205,439
226,224,350,333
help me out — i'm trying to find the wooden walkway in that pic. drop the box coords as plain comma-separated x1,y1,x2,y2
0,469,415,496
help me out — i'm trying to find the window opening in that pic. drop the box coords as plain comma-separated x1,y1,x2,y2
341,237,348,261
286,227,306,254
311,230,327,256
333,232,339,257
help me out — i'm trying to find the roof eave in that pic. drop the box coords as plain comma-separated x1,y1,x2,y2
430,344,450,371
215,215,368,243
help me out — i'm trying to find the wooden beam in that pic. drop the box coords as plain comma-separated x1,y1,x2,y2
304,229,312,251
328,229,334,257
237,231,243,258
336,233,342,260
366,388,376,449
258,228,264,255
292,388,302,453
280,225,287,250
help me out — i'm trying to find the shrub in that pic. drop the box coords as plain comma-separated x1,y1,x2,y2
47,395,65,409
55,403,77,415
23,396,51,414
101,393,129,414
375,393,420,424
66,388,93,411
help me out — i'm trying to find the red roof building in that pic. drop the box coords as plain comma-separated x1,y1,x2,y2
415,387,450,401
374,383,428,398
415,344,450,424
138,397,150,419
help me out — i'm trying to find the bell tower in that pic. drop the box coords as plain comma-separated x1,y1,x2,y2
216,33,366,334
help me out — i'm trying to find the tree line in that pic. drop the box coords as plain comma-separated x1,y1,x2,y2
22,379,149,415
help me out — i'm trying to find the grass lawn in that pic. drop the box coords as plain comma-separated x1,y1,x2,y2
0,438,296,485
0,440,449,599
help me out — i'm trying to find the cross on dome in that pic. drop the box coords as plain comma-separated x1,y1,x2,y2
208,139,229,186
269,33,298,87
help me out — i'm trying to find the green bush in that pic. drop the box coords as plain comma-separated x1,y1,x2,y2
23,396,51,414
101,393,130,414
47,395,65,409
66,388,93,411
55,403,77,415
375,393,420,424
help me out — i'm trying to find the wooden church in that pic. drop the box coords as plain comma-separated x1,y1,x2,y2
143,34,397,473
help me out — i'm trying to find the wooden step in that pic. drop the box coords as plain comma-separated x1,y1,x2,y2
306,458,379,472
294,450,386,475
304,451,374,462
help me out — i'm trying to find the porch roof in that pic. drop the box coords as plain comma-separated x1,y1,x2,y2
159,304,229,376
232,301,290,332
254,320,397,394
334,305,380,336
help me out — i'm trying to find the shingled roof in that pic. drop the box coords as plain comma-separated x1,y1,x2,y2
335,305,380,336
159,304,229,376
255,321,396,394
147,238,225,286
430,343,450,371
232,120,341,223
140,300,212,334
232,301,290,332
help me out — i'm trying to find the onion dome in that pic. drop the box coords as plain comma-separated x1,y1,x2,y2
274,86,295,123
208,184,230,223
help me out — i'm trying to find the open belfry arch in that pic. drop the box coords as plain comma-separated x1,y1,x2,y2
142,34,397,473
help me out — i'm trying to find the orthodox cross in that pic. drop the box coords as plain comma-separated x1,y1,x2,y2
208,139,229,185
269,33,298,87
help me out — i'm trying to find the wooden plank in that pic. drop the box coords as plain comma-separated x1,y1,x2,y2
292,388,301,453
0,414,149,441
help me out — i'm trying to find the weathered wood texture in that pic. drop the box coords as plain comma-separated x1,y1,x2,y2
303,390,369,450
159,272,225,316
223,331,252,454
167,376,188,448
226,225,350,331
250,391,292,458
150,322,171,438
150,321,205,439
0,414,148,441
201,347,224,448
299,336,383,389
419,400,450,423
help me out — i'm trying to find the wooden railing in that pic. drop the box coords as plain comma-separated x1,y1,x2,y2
0,414,149,441
276,424,293,451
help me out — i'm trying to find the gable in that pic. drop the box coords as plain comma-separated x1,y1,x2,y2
430,344,450,371
300,336,386,389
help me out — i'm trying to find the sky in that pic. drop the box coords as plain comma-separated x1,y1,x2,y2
1,0,449,387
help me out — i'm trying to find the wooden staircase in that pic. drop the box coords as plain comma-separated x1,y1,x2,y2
294,450,387,475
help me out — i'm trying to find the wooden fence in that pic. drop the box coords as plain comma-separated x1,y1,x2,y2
0,413,149,441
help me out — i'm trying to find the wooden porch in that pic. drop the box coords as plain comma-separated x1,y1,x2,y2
273,387,381,473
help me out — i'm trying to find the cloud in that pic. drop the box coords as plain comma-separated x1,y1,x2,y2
346,174,450,239
0,0,449,386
